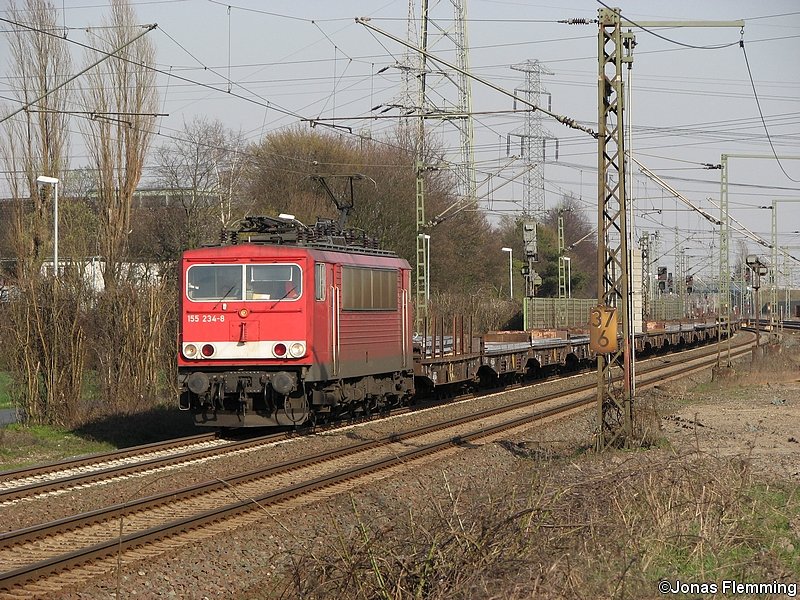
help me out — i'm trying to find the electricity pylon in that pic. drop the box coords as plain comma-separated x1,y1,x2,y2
508,59,557,328
403,0,476,331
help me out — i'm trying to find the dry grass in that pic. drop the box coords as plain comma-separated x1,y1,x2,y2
255,448,798,600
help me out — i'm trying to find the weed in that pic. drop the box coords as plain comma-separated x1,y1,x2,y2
265,451,799,599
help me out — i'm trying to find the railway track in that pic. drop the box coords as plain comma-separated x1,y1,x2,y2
0,407,434,505
0,331,743,505
0,332,755,596
0,431,283,504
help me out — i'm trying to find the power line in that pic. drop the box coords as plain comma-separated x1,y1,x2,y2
0,13,357,138
0,16,156,125
740,39,800,183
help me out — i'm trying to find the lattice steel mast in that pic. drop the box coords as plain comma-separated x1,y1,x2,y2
595,7,634,449
508,60,557,327
588,8,744,449
413,0,430,332
718,153,800,362
403,0,475,331
557,210,567,300
452,0,477,207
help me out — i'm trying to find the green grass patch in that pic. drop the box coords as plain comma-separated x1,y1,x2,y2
645,481,800,595
0,423,115,472
0,371,13,410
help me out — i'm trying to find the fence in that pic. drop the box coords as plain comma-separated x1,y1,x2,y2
526,296,687,329
526,298,595,329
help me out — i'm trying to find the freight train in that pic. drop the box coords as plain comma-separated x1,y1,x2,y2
178,215,731,428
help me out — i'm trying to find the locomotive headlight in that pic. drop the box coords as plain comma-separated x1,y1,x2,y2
238,308,249,318
183,344,198,358
289,342,306,358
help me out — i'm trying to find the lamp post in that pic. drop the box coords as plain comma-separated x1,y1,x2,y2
563,256,572,299
501,247,513,298
36,175,59,278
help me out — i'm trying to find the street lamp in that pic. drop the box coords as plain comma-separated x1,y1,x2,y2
563,256,572,299
36,175,59,278
501,247,513,298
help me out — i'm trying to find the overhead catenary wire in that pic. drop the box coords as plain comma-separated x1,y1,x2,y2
2,1,795,258
0,16,157,125
355,17,598,139
740,38,800,183
630,156,721,226
3,15,781,162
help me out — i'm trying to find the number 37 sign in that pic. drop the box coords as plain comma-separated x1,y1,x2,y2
589,305,619,353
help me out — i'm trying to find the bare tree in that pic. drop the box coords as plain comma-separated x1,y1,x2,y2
2,0,72,276
0,1,89,427
152,117,247,249
80,0,158,289
77,0,173,416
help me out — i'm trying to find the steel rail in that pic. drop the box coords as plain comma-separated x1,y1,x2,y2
0,433,218,483
1,329,748,503
0,432,300,503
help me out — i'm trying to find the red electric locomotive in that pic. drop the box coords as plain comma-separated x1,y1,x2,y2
178,216,414,427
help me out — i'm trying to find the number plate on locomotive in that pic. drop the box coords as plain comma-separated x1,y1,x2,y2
187,314,226,323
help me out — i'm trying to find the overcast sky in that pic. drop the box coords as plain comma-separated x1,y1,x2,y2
2,0,799,281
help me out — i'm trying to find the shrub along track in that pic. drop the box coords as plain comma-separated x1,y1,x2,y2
0,332,755,598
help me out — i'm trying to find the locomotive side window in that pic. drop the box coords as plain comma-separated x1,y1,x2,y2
315,263,326,301
186,265,242,301
342,267,397,311
246,264,302,301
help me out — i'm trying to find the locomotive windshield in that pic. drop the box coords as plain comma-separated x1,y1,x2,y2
186,263,302,302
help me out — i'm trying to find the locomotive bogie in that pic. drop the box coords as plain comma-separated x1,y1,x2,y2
180,367,415,427
180,368,302,423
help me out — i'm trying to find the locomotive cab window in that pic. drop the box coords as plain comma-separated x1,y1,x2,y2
246,264,301,301
186,263,302,302
186,265,242,301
